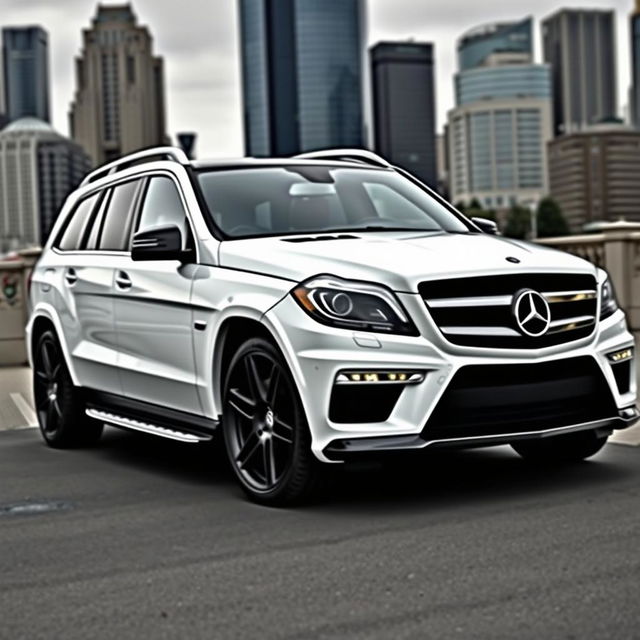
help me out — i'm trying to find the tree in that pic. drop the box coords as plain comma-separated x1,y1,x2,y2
536,197,570,237
503,205,530,239
463,197,497,222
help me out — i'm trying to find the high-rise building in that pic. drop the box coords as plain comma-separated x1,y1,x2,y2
0,118,91,252
448,19,552,210
542,9,617,136
548,123,640,230
370,42,437,188
69,4,168,166
630,1,640,128
457,18,532,72
2,26,50,123
239,0,365,157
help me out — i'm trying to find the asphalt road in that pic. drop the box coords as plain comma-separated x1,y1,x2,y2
1,427,639,639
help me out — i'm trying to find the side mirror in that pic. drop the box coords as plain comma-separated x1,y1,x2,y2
471,217,499,235
131,224,189,261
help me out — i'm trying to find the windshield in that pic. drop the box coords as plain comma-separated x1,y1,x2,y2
196,166,471,238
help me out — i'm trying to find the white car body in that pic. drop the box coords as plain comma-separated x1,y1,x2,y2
27,147,637,473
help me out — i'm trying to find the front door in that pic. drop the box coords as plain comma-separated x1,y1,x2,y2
113,175,202,415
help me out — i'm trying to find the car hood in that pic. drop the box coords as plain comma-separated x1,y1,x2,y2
218,232,597,292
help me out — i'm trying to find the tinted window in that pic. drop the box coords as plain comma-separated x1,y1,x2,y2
137,177,187,240
57,192,102,251
85,190,111,250
100,180,140,250
196,167,470,238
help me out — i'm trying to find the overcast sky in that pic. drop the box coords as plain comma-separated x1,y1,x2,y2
2,0,635,157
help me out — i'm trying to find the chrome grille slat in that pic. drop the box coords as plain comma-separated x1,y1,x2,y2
419,273,598,349
441,326,520,337
427,295,513,308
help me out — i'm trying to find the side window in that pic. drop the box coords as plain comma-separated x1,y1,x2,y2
57,192,102,251
85,189,111,250
99,179,141,250
136,177,189,244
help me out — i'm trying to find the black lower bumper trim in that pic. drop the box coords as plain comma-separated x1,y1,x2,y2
322,408,639,461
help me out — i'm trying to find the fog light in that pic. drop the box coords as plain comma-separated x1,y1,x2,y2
335,370,425,384
607,348,633,363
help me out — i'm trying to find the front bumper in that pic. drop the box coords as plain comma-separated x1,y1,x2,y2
264,294,638,463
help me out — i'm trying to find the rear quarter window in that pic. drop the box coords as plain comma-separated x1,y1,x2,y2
56,192,102,251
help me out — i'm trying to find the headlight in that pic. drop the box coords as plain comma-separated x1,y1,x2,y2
292,276,419,336
600,276,619,320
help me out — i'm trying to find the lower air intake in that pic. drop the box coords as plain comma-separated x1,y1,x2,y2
424,356,616,440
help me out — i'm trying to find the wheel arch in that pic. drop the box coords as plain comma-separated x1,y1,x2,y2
213,315,278,411
28,306,79,385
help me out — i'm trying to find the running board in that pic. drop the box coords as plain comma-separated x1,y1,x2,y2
86,408,213,443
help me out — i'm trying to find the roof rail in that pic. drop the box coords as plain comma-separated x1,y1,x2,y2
81,146,189,186
294,148,391,169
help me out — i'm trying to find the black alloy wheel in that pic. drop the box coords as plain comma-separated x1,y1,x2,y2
33,329,103,448
222,337,319,505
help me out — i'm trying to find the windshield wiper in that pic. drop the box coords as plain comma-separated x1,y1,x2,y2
350,225,441,232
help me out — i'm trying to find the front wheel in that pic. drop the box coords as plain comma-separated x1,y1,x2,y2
33,329,103,448
222,337,320,506
511,429,609,463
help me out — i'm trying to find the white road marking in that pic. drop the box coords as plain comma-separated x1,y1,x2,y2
9,393,38,429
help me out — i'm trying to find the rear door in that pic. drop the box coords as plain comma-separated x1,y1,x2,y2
113,174,201,415
53,189,122,394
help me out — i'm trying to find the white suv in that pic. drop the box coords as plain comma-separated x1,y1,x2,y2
27,146,638,505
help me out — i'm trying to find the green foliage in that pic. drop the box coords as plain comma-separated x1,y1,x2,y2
536,197,570,237
503,205,531,239
457,198,497,221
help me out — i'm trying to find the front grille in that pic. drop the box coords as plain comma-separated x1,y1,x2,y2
423,356,616,440
419,273,598,348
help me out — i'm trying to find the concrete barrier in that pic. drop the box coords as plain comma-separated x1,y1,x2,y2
0,248,41,366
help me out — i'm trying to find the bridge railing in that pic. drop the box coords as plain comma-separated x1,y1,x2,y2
0,248,41,365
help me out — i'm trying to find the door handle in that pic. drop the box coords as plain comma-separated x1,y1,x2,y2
65,268,78,286
115,271,132,290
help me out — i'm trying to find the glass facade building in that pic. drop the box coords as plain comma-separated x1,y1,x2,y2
448,17,551,209
2,27,50,124
630,3,640,128
542,9,617,135
457,18,532,71
239,0,365,157
456,64,551,106
370,42,437,187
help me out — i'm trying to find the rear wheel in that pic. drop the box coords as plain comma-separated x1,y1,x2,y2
511,429,609,463
33,329,103,448
222,337,320,506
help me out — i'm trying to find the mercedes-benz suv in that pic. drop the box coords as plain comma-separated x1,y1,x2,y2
27,146,638,505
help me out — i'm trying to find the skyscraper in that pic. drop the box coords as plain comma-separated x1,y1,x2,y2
239,0,365,157
447,18,552,210
542,9,617,135
630,1,640,128
0,118,91,252
69,4,168,166
370,42,437,188
2,26,50,123
457,18,532,72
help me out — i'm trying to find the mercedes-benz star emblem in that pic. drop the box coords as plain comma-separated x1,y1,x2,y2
512,289,551,337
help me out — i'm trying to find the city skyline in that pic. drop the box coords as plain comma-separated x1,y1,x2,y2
0,0,636,158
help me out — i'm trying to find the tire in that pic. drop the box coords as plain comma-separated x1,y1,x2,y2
511,429,609,463
33,329,103,448
222,337,321,506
